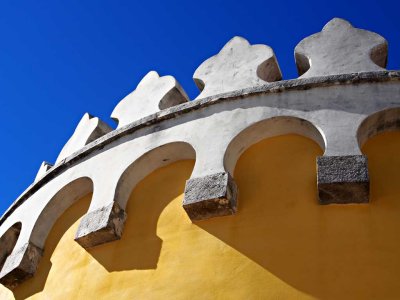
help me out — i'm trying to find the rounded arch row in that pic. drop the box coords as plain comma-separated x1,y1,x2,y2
224,116,326,175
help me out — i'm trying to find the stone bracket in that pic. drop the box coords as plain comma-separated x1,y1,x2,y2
0,243,43,290
183,172,238,220
317,155,369,204
75,202,127,249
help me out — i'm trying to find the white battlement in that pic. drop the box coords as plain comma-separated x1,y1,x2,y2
0,18,400,289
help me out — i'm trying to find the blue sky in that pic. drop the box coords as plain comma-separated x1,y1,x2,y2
0,0,399,215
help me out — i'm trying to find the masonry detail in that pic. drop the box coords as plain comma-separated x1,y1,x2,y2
1,17,400,289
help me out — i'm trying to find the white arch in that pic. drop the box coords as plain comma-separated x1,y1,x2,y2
224,116,325,175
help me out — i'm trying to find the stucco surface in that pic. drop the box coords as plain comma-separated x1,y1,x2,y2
1,18,400,288
1,133,400,299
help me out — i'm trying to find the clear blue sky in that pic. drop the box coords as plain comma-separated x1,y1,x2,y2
0,0,399,215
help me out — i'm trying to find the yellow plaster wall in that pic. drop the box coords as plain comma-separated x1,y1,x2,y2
1,132,400,299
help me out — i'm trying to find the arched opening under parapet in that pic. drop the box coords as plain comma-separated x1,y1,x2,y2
113,141,196,210
224,116,325,175
358,107,400,206
1,177,94,299
193,128,400,299
357,107,400,150
30,177,93,249
0,159,197,299
4,131,400,299
0,222,22,272
86,142,196,271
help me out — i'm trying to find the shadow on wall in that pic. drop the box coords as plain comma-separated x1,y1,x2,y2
196,133,400,300
6,132,400,299
11,194,92,300
87,160,194,271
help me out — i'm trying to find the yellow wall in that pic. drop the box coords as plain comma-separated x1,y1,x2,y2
1,132,400,299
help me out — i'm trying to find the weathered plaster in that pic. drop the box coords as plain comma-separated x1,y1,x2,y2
295,18,387,78
194,36,281,99
34,162,53,182
111,71,189,128
1,18,400,289
55,113,112,164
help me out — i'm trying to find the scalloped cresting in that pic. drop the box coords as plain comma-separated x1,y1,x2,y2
295,18,388,78
193,36,282,99
111,71,189,129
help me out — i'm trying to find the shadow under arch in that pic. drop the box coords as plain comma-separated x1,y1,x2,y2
0,222,22,272
223,116,325,175
30,177,93,249
198,134,325,297
9,177,93,299
194,128,400,299
88,142,196,272
113,141,196,210
357,107,400,150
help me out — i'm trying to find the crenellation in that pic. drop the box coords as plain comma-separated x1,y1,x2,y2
193,36,282,99
34,161,53,182
55,113,112,164
295,18,388,78
2,18,400,290
111,71,189,128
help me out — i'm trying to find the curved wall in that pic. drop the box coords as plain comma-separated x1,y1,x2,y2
1,132,400,299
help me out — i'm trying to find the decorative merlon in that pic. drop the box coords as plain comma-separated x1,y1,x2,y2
0,243,43,290
2,17,400,291
317,155,369,204
111,71,189,128
75,202,127,249
56,113,112,164
193,36,282,99
295,18,387,78
34,161,53,182
183,172,238,220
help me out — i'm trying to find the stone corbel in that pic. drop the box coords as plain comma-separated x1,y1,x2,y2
183,171,238,220
316,112,369,204
0,242,43,290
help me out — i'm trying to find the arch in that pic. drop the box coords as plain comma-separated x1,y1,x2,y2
224,116,325,175
30,177,93,249
0,177,93,289
0,222,22,272
357,107,400,150
114,142,196,210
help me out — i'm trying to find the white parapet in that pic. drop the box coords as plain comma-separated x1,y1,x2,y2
111,71,189,128
1,17,400,290
295,18,388,78
193,36,282,99
55,113,112,164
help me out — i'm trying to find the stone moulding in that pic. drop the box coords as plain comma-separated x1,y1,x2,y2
2,70,400,227
75,202,127,249
0,242,43,289
317,155,369,204
2,17,400,289
183,172,238,220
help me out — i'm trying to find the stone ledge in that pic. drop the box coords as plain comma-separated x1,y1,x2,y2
183,172,238,220
2,70,399,226
0,243,43,290
317,155,369,204
75,202,127,249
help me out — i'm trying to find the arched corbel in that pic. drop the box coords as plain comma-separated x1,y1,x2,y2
0,177,93,289
314,110,369,204
0,223,41,290
75,142,195,248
